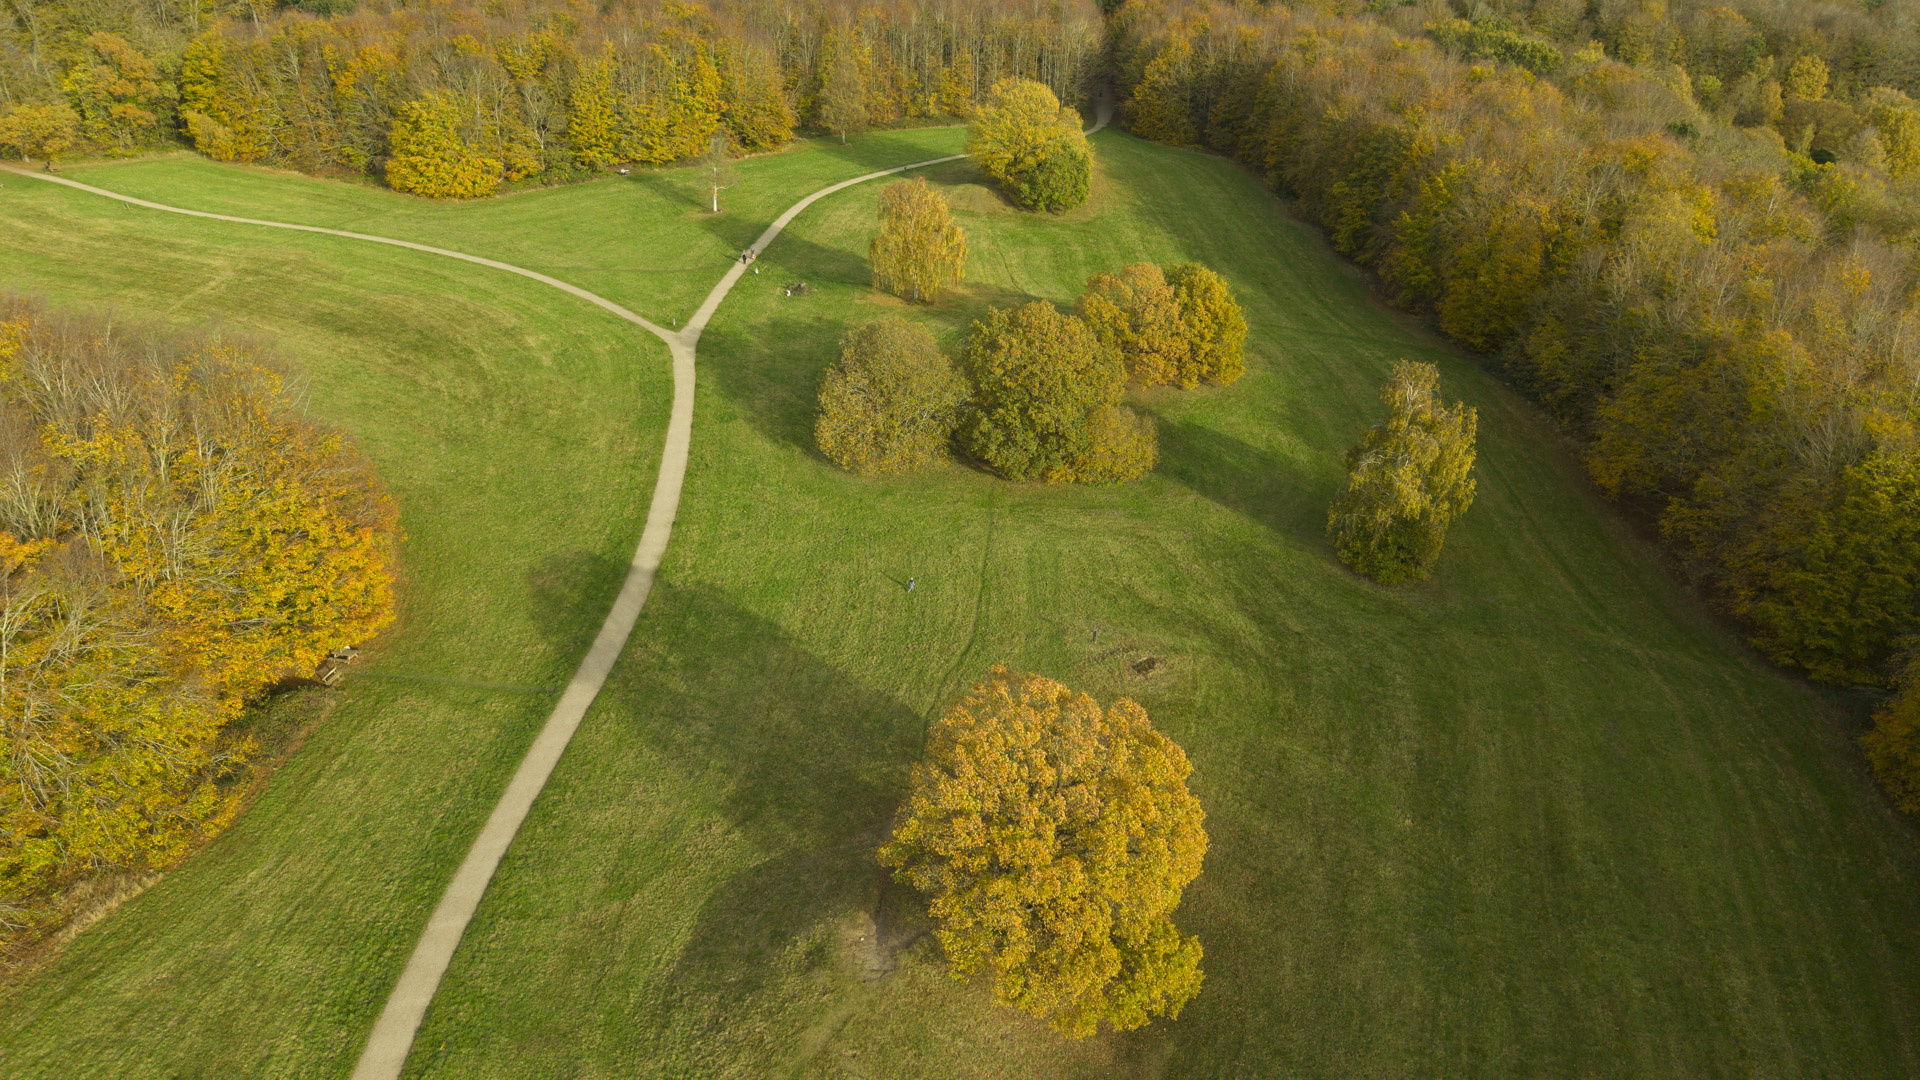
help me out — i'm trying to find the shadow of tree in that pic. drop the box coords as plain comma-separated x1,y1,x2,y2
1154,417,1329,540
612,584,921,1052
527,548,631,656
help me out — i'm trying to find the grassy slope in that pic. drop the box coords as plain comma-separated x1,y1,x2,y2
0,124,1915,1079
405,134,1920,1078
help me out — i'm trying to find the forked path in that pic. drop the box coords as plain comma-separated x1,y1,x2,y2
3,101,1102,1079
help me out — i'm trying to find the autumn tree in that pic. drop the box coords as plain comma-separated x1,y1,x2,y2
0,103,78,165
1077,263,1186,386
696,132,737,212
1864,660,1920,816
960,301,1155,483
815,317,968,475
820,35,868,144
1328,361,1478,584
61,32,172,152
870,177,967,303
1167,263,1248,387
968,77,1093,213
0,297,399,945
879,668,1207,1037
385,91,503,198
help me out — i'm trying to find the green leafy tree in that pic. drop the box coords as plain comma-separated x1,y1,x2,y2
870,177,967,303
815,318,968,476
968,77,1092,213
1077,262,1186,386
961,302,1153,483
879,668,1207,1038
385,92,502,198
1167,263,1248,387
1328,360,1478,583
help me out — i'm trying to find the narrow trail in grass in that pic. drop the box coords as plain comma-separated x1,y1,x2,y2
0,99,1107,1079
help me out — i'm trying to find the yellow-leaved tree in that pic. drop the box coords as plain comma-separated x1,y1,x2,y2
1864,659,1920,816
968,77,1092,212
1077,262,1186,386
815,317,968,475
1328,360,1478,583
880,668,1208,1037
960,301,1156,483
1167,263,1248,387
0,298,399,949
0,103,78,165
870,177,967,303
386,91,503,198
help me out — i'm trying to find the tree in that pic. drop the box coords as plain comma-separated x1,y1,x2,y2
61,32,172,152
1077,263,1187,386
870,177,967,303
385,92,503,198
1864,661,1920,816
960,301,1154,483
820,36,868,144
1167,263,1248,387
879,668,1207,1038
815,318,968,476
695,132,737,212
0,103,78,165
0,297,398,939
1328,360,1478,583
1783,54,1829,103
968,78,1093,213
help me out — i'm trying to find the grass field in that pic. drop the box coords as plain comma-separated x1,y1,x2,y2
3,125,1919,1079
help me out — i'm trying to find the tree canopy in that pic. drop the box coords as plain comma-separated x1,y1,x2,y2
1077,262,1186,386
870,177,967,303
815,317,968,476
959,301,1154,483
0,297,399,943
1328,361,1478,584
1167,263,1248,387
879,668,1207,1038
1865,660,1920,817
968,77,1093,213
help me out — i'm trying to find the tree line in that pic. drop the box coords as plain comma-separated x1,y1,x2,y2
0,0,1104,196
1112,1,1920,803
0,298,399,958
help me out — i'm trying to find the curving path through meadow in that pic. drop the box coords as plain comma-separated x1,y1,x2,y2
2,100,1105,1078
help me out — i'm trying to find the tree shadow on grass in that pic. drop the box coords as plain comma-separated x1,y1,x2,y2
527,548,630,655
616,584,921,1053
1154,416,1330,541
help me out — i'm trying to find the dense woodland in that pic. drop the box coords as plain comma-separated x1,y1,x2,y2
0,299,398,955
0,0,1103,194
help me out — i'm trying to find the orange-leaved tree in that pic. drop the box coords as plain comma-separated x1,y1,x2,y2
870,177,967,303
879,668,1207,1037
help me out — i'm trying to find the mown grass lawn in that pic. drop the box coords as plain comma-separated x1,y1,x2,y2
2,124,1918,1079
